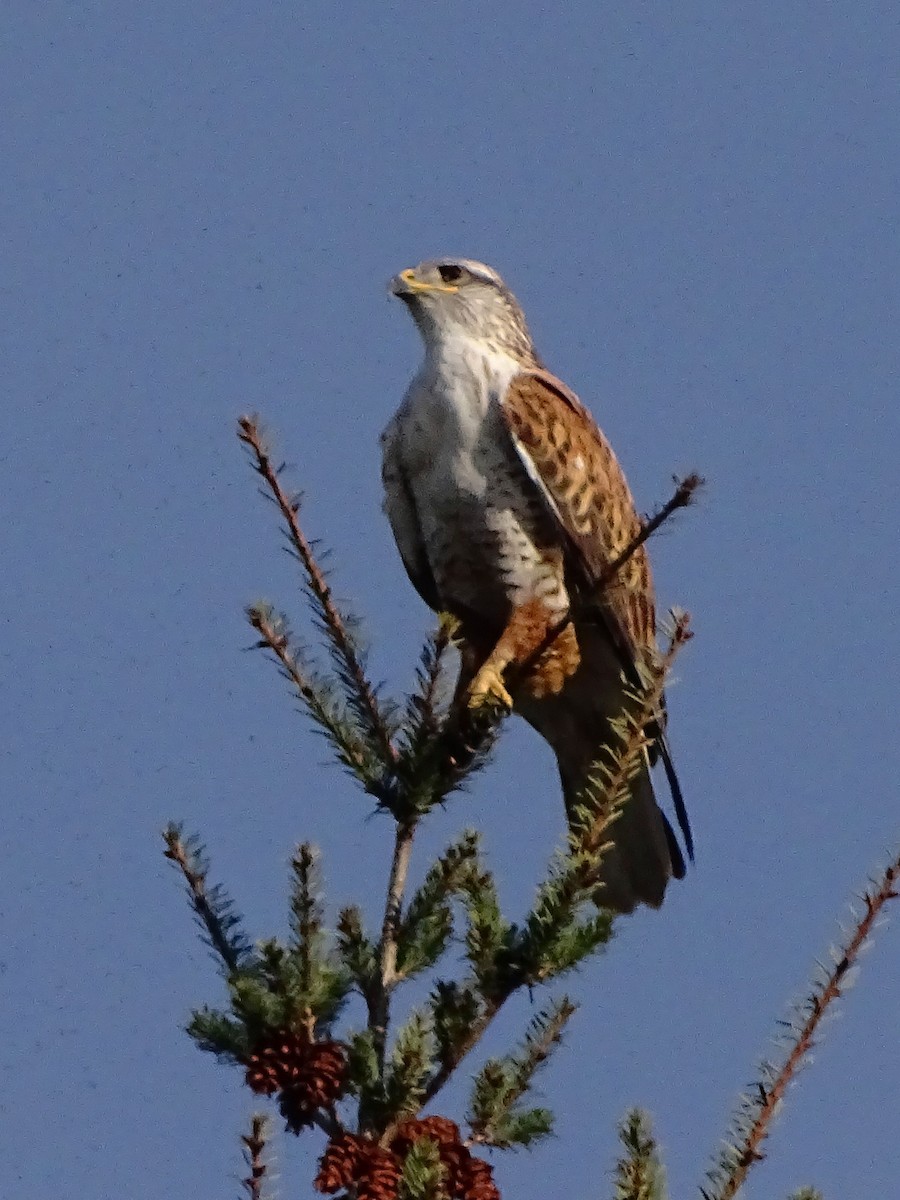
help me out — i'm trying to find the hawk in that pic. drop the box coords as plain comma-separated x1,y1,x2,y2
381,257,691,912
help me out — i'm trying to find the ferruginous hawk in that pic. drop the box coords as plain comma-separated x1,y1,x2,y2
381,257,691,912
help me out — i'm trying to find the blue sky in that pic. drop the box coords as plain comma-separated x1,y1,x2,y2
3,3,898,1197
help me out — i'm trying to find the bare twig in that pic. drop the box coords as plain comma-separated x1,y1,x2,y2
372,819,418,1068
238,415,398,767
595,472,703,596
707,850,900,1200
514,472,703,687
240,1114,270,1200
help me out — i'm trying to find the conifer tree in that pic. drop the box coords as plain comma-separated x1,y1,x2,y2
165,416,899,1199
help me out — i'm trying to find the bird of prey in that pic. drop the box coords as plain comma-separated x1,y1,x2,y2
381,257,691,912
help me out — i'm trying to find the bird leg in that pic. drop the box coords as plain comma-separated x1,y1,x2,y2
467,599,575,710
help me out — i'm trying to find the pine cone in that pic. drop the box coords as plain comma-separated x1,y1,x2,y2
244,1031,347,1132
438,1141,471,1196
315,1136,401,1200
356,1147,402,1200
457,1155,499,1200
314,1133,363,1193
391,1115,461,1153
388,1117,498,1200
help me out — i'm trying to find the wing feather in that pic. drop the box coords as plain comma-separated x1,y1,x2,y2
501,370,693,863
500,369,654,662
380,418,440,611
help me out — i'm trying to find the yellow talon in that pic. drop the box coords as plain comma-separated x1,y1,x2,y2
467,663,513,710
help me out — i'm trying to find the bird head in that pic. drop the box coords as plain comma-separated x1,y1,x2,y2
390,258,541,366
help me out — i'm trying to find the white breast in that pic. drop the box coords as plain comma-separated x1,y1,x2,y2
385,332,570,622
395,332,517,504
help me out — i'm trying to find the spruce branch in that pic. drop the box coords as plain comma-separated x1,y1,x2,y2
409,621,690,1118
346,1028,381,1098
469,997,575,1148
246,602,385,791
420,998,501,1115
400,616,457,749
614,1110,668,1200
337,906,380,1005
163,825,252,974
240,1114,271,1200
238,414,397,768
430,980,484,1071
515,615,690,980
578,612,692,863
397,699,503,819
289,842,325,994
187,1006,251,1061
703,850,900,1200
383,1009,437,1120
395,831,480,981
457,854,514,998
398,1134,446,1200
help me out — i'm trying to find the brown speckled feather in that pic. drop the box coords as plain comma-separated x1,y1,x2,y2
501,370,655,668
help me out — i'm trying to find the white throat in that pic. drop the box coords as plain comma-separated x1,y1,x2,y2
420,327,523,417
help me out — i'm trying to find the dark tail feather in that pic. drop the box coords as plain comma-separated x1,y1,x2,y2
658,735,693,862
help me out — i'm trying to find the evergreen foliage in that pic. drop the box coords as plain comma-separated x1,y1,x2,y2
164,416,899,1198
613,1110,667,1200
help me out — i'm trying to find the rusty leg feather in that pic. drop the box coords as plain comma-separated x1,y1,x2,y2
466,600,580,709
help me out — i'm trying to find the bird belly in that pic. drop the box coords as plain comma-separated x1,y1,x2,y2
395,355,570,627
409,426,568,626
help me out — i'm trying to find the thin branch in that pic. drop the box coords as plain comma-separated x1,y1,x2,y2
163,828,248,974
372,819,418,1068
469,997,575,1147
240,1114,270,1200
238,415,397,767
706,849,900,1200
595,472,703,595
420,998,504,1112
513,615,690,959
514,473,703,687
615,1109,667,1200
246,603,375,782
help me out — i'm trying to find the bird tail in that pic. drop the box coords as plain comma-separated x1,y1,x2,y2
559,753,685,914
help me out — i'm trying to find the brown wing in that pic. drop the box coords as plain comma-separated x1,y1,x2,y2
500,369,655,666
501,370,693,864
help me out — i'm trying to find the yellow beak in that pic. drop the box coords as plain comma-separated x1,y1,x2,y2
390,268,459,296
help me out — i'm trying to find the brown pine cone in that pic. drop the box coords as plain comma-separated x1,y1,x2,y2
314,1133,363,1193
387,1116,498,1200
457,1155,500,1200
244,1031,347,1132
392,1115,461,1151
356,1147,402,1200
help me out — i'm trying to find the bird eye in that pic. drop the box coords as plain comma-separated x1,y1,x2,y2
437,264,463,283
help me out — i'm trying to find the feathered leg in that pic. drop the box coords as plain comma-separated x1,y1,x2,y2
466,600,581,709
